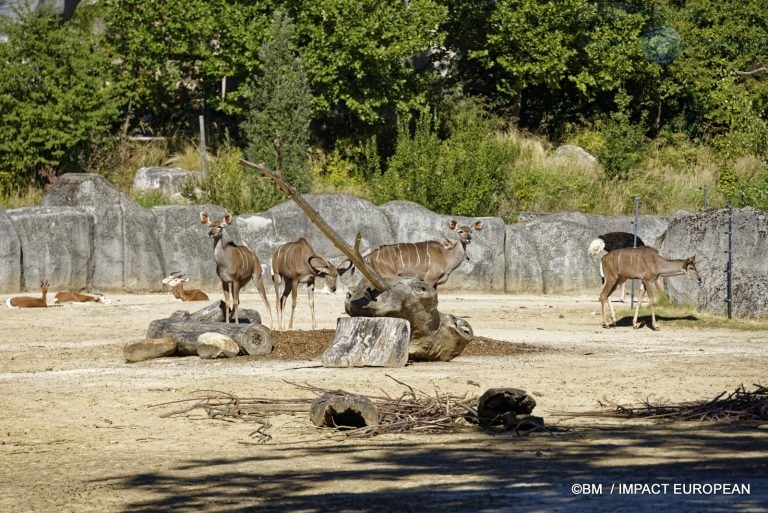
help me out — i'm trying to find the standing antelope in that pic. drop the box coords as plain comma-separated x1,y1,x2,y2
271,238,352,330
162,273,209,301
6,281,49,308
589,231,648,302
364,219,484,288
200,212,273,325
599,246,701,330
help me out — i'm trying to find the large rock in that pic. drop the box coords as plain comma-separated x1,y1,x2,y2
505,213,668,293
150,204,229,290
43,174,164,291
0,208,22,292
133,167,197,200
659,208,768,318
6,206,94,291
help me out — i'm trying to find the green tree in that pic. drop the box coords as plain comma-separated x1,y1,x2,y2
102,0,275,132
290,0,447,138
0,7,121,194
242,11,314,197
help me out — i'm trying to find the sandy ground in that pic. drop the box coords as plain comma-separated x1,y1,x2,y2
1,290,767,513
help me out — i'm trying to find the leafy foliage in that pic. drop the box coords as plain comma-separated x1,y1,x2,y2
241,12,313,195
0,7,121,195
373,100,513,216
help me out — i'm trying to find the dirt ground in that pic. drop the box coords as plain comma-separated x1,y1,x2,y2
1,290,767,513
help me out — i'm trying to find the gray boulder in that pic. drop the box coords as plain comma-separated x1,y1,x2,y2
0,208,22,292
133,167,197,200
43,173,164,291
6,206,93,291
659,208,768,318
505,212,668,293
553,145,598,166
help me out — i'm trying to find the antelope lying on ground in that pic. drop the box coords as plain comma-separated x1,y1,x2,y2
599,246,701,330
54,291,111,304
6,281,50,308
364,219,484,288
162,272,209,301
272,238,352,330
200,212,273,325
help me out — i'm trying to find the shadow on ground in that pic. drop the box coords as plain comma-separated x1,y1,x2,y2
102,423,767,513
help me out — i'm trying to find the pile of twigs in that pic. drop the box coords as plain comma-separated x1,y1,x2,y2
584,384,768,423
153,377,481,442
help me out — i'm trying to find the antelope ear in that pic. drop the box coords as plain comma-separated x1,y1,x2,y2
449,219,459,231
223,213,233,225
443,238,457,249
473,220,484,231
200,212,210,224
337,259,353,275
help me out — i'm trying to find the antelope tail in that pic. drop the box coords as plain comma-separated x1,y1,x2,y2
588,238,605,256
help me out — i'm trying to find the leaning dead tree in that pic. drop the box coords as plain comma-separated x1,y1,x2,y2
735,66,768,77
239,144,474,362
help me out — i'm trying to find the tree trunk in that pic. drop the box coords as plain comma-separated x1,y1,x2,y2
146,318,272,356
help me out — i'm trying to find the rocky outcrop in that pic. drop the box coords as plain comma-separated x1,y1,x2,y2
659,208,768,318
43,173,164,291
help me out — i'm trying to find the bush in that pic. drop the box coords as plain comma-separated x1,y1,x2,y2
597,114,650,180
373,100,514,217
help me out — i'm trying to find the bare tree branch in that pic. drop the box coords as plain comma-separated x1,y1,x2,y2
238,157,389,292
735,67,768,77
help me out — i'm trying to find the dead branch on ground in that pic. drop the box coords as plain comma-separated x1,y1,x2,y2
566,384,768,423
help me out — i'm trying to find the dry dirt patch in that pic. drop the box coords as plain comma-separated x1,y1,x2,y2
1,292,766,512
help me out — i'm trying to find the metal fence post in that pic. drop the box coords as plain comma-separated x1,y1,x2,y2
725,203,733,319
630,195,640,309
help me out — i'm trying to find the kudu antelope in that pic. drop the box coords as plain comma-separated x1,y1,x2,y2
599,246,701,330
589,231,648,302
271,238,352,330
6,281,49,308
54,291,111,304
200,212,273,325
162,272,209,301
364,219,484,288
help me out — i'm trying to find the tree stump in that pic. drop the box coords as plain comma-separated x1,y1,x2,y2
476,388,537,427
344,277,474,361
309,392,380,429
322,317,410,367
146,318,272,356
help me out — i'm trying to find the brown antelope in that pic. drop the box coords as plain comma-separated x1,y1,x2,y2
54,291,111,304
589,231,650,302
599,246,701,330
271,238,352,330
6,281,50,308
162,273,209,301
364,219,484,288
200,212,273,325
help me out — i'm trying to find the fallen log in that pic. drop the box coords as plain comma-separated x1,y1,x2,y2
146,318,272,356
170,300,262,324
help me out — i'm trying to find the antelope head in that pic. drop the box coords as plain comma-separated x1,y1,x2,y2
683,256,702,284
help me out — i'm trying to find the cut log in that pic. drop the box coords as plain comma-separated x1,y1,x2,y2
146,318,272,356
344,277,474,361
310,392,380,429
322,317,410,367
169,300,262,324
